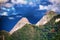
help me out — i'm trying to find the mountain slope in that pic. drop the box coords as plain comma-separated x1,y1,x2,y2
11,15,60,40
9,11,57,35
9,17,30,35
0,30,12,40
0,14,60,40
36,11,57,25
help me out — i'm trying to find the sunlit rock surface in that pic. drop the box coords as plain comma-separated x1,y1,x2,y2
36,11,57,26
9,17,30,35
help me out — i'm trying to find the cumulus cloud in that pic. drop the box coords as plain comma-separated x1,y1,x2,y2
38,4,60,14
49,0,60,4
0,12,8,16
29,2,34,5
4,3,13,8
39,5,52,10
11,0,28,4
39,5,46,10
49,0,60,13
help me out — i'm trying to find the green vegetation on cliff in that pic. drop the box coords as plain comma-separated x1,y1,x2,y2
0,30,12,40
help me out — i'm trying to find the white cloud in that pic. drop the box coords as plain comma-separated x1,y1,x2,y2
12,7,15,10
46,5,52,10
51,7,58,12
7,9,10,11
39,4,60,14
16,15,22,18
1,12,8,16
49,0,60,4
2,7,6,10
49,1,60,13
28,2,36,7
11,0,27,4
39,5,45,10
44,6,49,10
4,3,13,8
39,5,49,10
48,0,60,12
37,0,60,13
8,17,15,19
29,2,34,5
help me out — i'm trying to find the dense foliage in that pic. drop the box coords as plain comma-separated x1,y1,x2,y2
0,30,12,40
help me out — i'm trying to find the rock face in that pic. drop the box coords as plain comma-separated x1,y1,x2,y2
9,17,30,35
9,11,57,35
36,11,57,26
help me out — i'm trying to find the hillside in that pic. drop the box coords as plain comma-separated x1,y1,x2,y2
36,11,57,25
11,15,60,40
0,30,12,40
9,11,57,35
9,17,30,35
0,14,60,40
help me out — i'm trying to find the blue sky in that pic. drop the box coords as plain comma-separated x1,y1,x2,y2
0,0,60,31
